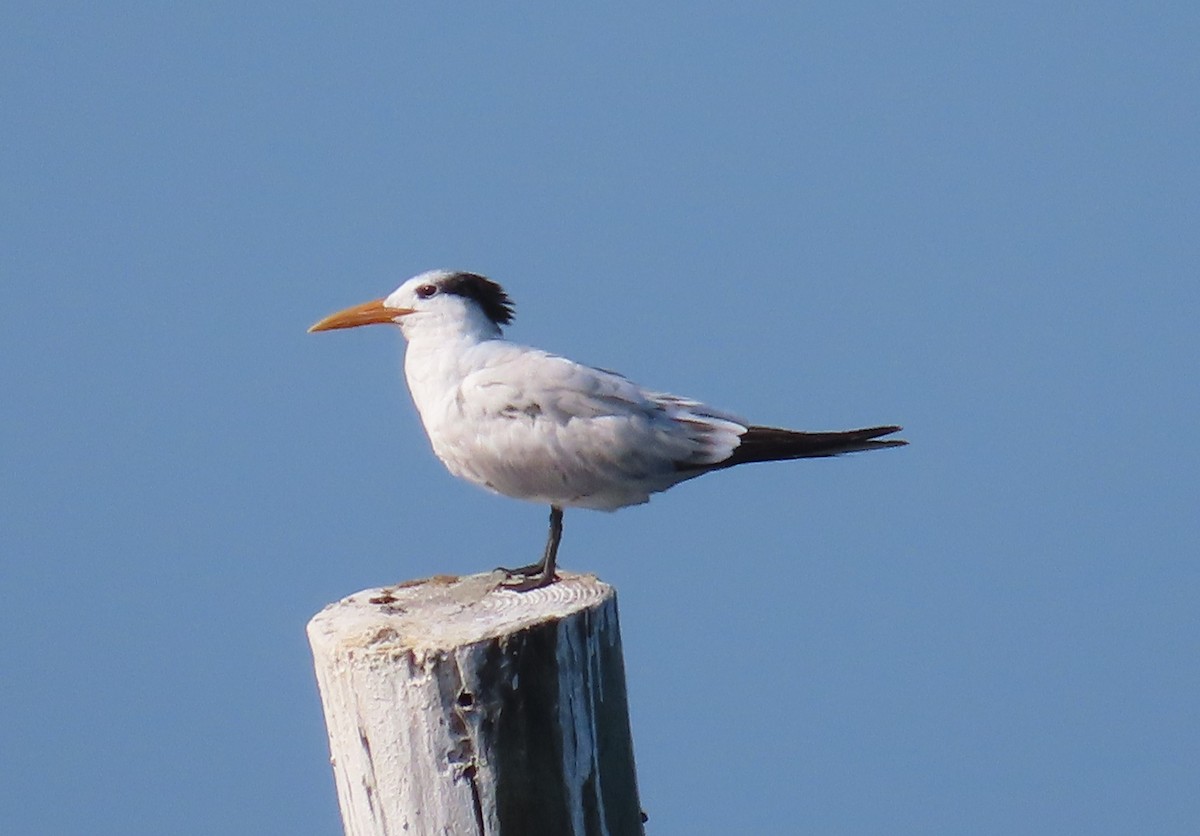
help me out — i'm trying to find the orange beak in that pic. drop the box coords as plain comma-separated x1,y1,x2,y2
308,299,415,333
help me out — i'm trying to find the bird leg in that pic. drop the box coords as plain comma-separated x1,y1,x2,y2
499,506,563,591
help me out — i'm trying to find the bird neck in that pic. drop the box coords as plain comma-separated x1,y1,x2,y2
402,326,502,422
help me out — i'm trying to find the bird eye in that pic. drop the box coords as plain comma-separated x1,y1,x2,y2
416,284,438,299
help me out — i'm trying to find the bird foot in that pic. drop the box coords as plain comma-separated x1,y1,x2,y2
497,564,558,591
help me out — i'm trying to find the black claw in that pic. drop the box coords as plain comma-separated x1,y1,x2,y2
497,561,546,577
499,569,558,592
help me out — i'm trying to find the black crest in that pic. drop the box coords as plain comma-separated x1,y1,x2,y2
439,272,515,326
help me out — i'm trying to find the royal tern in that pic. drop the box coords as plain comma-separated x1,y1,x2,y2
311,270,906,590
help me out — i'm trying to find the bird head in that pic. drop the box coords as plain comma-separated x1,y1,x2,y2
309,270,515,341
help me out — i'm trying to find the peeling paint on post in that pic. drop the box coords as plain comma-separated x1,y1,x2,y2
308,572,644,836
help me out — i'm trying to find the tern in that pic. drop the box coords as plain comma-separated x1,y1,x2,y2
311,270,905,590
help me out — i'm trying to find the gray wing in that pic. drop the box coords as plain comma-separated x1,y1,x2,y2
458,348,747,494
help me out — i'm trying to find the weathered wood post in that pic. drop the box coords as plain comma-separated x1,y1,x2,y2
308,571,644,836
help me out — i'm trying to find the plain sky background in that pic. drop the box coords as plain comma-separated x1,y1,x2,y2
3,3,1198,834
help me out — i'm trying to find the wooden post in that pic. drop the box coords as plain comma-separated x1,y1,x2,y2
307,571,644,836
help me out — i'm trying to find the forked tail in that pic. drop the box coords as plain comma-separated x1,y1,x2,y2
717,424,906,468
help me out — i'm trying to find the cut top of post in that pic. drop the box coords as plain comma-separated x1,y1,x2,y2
307,571,616,659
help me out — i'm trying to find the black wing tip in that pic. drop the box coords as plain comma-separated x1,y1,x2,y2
721,423,908,467
838,425,908,452
869,438,908,449
858,424,903,434
858,425,907,445
748,424,908,443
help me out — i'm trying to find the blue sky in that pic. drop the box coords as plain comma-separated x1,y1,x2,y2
3,4,1197,834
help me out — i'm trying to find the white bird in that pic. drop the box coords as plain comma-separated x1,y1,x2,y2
310,270,905,589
